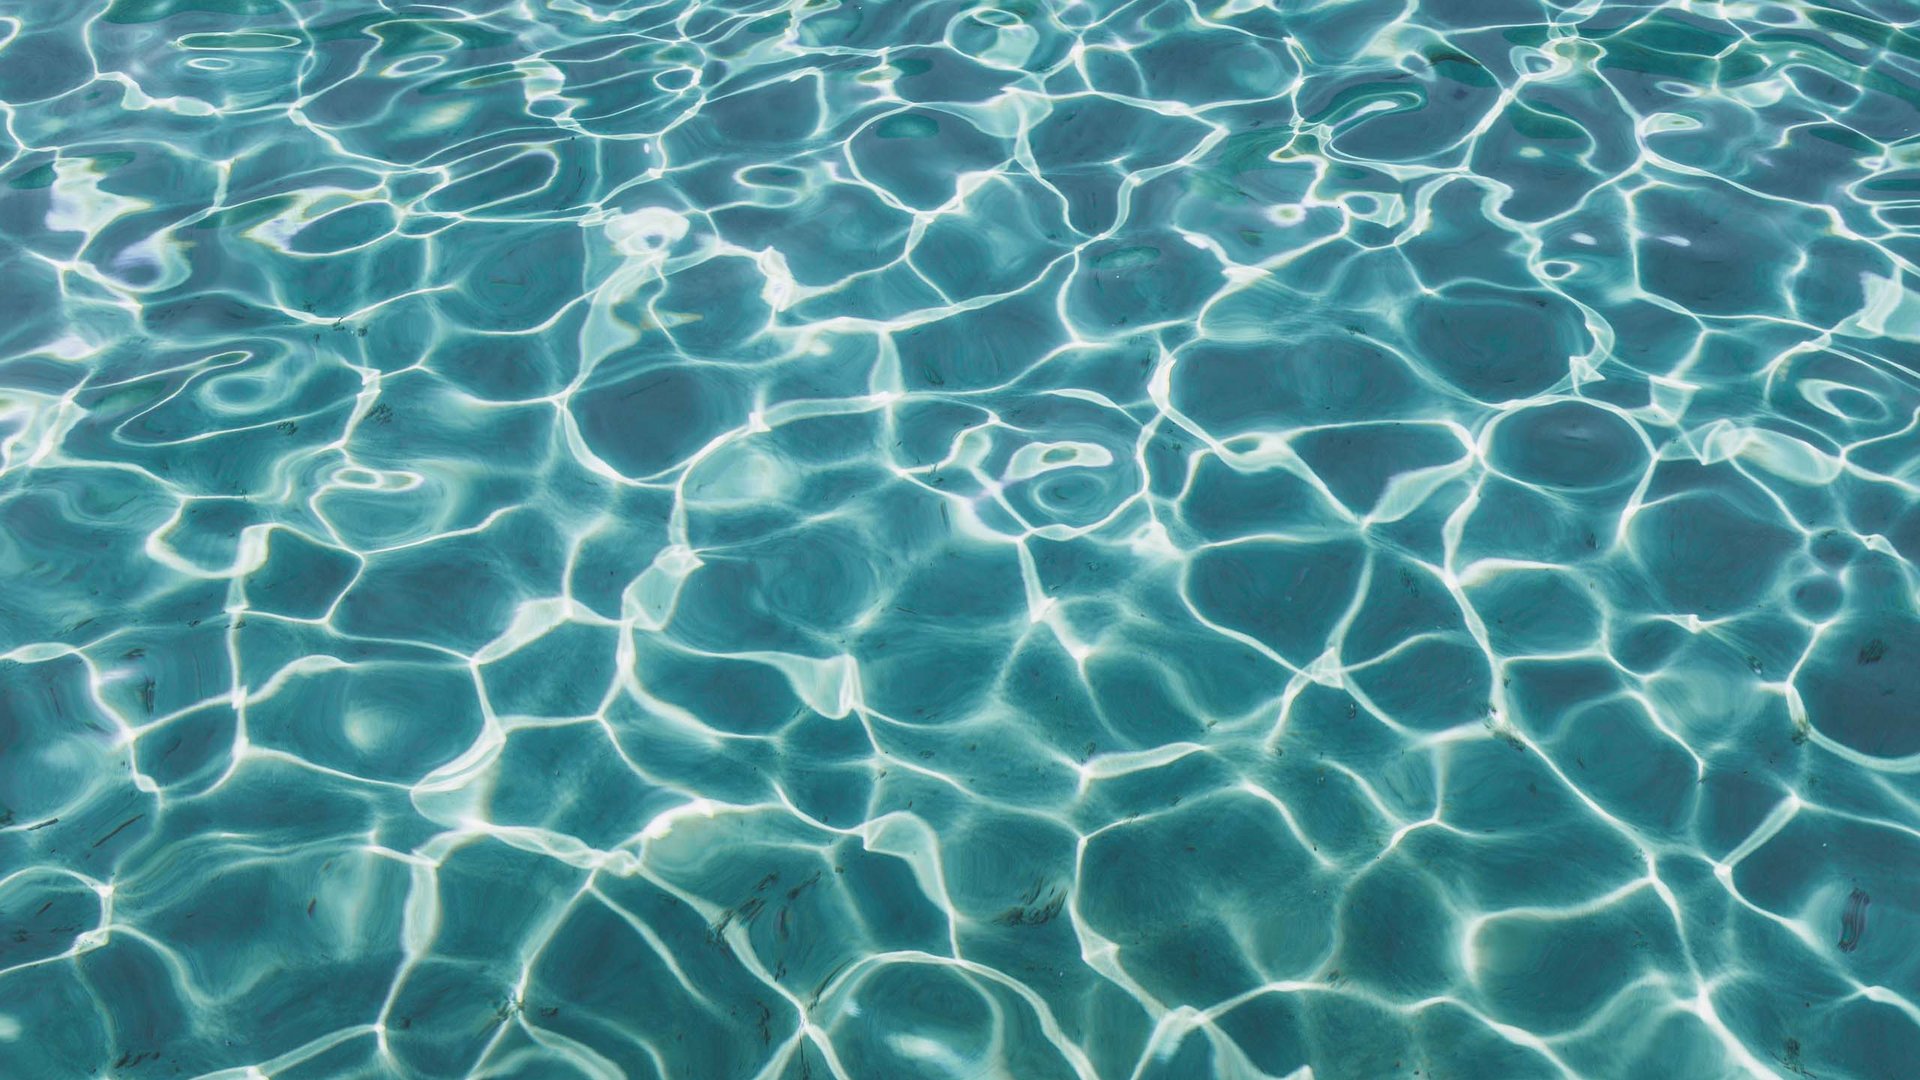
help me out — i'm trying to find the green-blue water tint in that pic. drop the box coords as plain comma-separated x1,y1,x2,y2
2,0,1920,1076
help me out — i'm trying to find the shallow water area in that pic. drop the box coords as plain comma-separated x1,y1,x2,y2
4,0,1920,1077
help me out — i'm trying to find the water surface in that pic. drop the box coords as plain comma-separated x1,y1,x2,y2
4,0,1920,1077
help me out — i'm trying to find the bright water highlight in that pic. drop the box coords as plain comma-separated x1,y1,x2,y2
3,0,1920,1077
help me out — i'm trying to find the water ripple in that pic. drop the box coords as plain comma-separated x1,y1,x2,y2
3,0,1920,1077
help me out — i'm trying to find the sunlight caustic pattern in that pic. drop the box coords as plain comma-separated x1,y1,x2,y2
3,0,1920,1077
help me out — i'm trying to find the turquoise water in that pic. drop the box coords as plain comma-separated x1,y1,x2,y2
4,0,1920,1076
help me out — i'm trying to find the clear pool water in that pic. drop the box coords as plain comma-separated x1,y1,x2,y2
4,0,1920,1077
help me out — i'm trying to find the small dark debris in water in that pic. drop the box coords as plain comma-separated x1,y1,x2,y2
306,898,316,917
139,677,156,714
112,1050,161,1069
730,897,767,927
538,1006,559,1018
1839,888,1870,953
92,814,144,848
486,998,523,1030
277,420,298,435
754,872,779,893
28,818,57,831
621,377,669,400
1858,638,1886,665
808,958,853,1011
1745,655,1763,675
1345,701,1357,720
999,879,1068,927
786,871,821,901
368,403,394,424
1780,1035,1817,1077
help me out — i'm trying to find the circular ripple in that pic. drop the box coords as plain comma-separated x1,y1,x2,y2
1405,286,1590,401
1488,400,1646,490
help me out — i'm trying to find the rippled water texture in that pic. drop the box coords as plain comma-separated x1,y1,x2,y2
6,0,1920,1076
